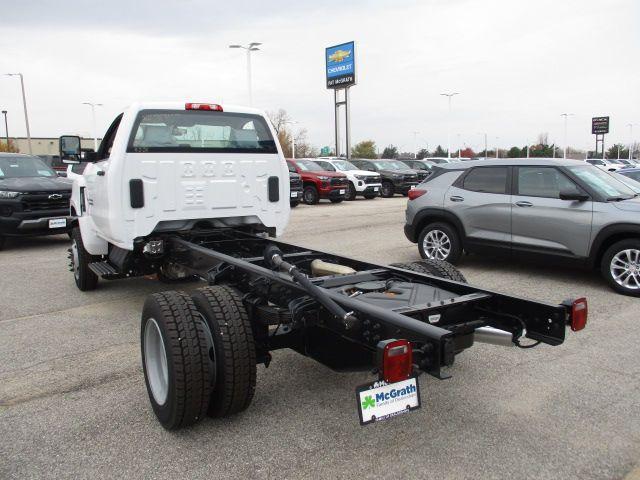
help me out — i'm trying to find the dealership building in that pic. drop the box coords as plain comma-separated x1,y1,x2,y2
7,137,99,156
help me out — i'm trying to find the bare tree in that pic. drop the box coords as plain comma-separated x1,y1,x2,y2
537,132,549,145
267,109,290,135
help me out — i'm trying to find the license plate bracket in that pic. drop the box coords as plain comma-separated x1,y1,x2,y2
49,218,67,229
356,376,421,425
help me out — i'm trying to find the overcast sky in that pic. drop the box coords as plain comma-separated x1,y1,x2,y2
1,0,638,153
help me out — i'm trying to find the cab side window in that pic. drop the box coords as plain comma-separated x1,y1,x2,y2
462,167,508,194
97,113,123,160
516,167,579,198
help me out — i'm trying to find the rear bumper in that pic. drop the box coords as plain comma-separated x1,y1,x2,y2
404,223,418,243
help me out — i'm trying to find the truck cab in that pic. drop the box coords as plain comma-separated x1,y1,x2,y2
62,102,290,289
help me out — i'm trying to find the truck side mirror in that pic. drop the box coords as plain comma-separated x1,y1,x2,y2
60,135,82,164
559,190,589,202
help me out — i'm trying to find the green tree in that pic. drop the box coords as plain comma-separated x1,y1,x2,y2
416,148,431,159
351,140,377,159
507,146,521,158
433,145,447,157
381,145,399,159
607,143,628,160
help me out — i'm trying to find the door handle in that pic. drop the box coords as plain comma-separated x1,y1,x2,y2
450,195,464,202
515,201,533,207
97,170,105,176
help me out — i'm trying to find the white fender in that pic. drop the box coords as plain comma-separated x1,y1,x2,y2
69,168,108,256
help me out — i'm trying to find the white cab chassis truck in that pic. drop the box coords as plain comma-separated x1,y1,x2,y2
60,102,587,431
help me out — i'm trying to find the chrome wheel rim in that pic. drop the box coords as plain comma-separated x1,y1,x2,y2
610,249,640,290
71,239,80,281
144,318,169,405
382,183,392,196
422,230,451,260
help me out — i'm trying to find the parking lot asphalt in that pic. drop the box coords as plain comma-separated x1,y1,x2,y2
1,196,639,480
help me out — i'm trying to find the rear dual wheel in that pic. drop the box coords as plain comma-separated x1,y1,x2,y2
141,286,256,430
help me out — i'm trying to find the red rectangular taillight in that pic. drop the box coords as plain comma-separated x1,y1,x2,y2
570,297,588,331
408,189,426,200
377,339,413,383
185,103,223,111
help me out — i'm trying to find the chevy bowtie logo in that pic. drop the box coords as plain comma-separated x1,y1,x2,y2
48,194,63,200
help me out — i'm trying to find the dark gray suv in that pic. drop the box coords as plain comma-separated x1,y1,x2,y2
404,158,640,296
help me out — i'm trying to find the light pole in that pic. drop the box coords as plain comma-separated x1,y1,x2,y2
560,113,574,159
412,131,419,159
495,137,500,158
628,123,636,161
82,102,103,151
229,42,261,106
5,73,32,154
440,92,459,159
1,110,8,148
477,133,488,159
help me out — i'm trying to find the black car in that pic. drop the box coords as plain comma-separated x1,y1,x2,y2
350,159,419,197
0,153,72,249
289,171,303,207
398,159,435,182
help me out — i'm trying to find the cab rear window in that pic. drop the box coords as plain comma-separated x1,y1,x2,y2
127,110,277,154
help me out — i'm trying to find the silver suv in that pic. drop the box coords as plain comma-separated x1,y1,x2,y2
404,158,640,296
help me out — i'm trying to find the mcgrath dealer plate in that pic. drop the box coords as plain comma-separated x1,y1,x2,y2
49,218,67,229
356,376,420,425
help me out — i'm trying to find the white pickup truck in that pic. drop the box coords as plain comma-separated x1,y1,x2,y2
62,102,290,290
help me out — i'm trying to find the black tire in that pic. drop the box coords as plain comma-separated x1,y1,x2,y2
290,200,300,208
141,291,211,430
70,227,98,291
380,181,394,198
0,236,5,250
345,182,357,201
417,222,463,264
330,198,344,204
191,285,257,418
391,260,467,283
303,185,319,205
601,239,640,296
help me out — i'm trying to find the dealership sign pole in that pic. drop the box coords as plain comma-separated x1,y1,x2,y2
592,116,609,159
326,41,356,159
